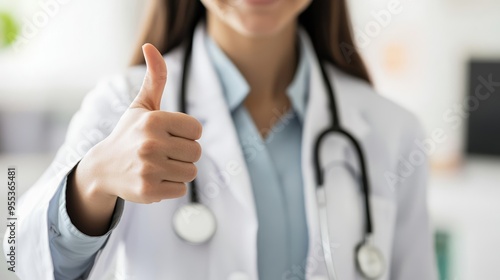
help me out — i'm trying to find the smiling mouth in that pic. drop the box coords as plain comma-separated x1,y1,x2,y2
242,0,280,6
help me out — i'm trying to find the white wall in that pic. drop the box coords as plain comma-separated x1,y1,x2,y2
349,0,500,167
0,0,146,111
348,0,500,279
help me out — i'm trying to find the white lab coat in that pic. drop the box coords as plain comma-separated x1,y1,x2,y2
5,25,438,280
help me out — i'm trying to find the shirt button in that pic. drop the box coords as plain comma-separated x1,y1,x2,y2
228,271,250,280
50,224,60,236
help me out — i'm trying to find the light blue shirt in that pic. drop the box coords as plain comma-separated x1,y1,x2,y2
205,35,310,279
47,32,310,280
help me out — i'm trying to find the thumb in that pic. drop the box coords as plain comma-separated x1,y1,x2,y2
130,43,167,111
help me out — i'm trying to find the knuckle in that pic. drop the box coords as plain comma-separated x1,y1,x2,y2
137,140,158,157
192,142,202,162
140,111,160,130
177,113,202,139
185,164,198,182
137,182,162,204
191,119,203,139
175,183,187,197
166,182,187,199
138,162,155,177
156,72,167,84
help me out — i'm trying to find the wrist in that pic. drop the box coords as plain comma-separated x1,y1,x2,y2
74,145,117,205
67,145,119,236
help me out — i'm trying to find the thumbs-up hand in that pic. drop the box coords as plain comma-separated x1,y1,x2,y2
78,44,202,204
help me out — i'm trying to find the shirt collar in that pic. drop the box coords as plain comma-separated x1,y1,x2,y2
205,32,309,121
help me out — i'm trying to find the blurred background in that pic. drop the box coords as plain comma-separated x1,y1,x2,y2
0,0,499,279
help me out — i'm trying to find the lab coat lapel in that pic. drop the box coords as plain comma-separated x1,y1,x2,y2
299,30,372,279
186,25,257,217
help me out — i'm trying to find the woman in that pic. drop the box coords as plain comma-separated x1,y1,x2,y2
7,0,437,279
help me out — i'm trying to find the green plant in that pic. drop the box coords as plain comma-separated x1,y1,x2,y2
0,11,19,48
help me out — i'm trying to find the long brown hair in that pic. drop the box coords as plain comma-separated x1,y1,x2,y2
130,0,371,83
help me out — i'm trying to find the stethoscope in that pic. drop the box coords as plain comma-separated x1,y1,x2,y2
171,24,385,280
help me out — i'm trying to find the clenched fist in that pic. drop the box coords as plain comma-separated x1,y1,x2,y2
68,44,202,235
89,44,202,203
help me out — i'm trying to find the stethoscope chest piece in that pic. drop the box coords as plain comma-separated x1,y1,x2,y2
173,203,217,244
356,240,385,279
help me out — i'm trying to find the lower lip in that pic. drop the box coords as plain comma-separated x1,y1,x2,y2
243,0,279,5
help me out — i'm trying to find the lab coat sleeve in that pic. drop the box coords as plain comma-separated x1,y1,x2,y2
389,117,439,280
2,74,138,280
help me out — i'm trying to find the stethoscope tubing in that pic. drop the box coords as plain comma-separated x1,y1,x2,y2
177,21,380,279
179,22,374,237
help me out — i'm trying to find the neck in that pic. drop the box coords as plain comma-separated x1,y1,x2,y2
206,14,298,97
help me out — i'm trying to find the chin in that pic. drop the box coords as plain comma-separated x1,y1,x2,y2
232,15,290,37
